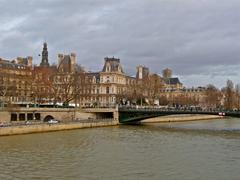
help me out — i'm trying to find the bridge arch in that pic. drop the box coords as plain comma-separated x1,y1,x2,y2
43,115,55,122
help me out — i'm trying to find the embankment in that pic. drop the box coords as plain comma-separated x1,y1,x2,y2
142,114,222,123
0,120,119,136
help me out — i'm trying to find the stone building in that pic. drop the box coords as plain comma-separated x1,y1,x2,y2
78,58,186,107
159,87,206,106
0,57,33,106
162,68,172,79
57,53,76,73
80,57,131,107
162,77,183,90
40,42,50,67
136,65,149,80
0,42,189,108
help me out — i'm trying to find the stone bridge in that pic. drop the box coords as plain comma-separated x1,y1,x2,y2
1,106,239,125
0,107,119,124
0,108,74,123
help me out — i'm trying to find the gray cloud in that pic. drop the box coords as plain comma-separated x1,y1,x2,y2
1,0,240,87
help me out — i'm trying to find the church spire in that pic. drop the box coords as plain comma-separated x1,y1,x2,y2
40,42,50,67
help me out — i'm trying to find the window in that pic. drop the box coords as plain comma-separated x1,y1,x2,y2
106,65,111,72
106,87,110,94
106,76,110,83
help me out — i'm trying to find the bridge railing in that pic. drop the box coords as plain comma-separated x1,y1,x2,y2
117,105,234,113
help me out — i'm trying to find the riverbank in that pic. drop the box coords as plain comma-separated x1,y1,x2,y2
0,119,119,136
142,114,222,123
0,115,223,136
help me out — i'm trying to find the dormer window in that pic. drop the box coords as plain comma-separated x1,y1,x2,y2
118,65,121,72
106,64,111,72
93,76,96,83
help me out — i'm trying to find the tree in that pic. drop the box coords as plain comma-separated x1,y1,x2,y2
145,74,163,105
32,67,56,105
74,70,93,107
224,80,234,110
52,64,93,108
204,84,221,109
235,84,240,110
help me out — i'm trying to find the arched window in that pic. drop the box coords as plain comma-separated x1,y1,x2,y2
106,76,110,83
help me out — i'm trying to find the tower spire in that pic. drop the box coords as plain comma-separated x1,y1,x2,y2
40,42,50,67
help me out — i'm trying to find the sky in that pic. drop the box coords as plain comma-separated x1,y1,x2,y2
1,0,240,88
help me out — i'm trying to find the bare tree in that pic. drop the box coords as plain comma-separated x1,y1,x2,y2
143,74,163,105
51,64,93,107
235,84,240,110
205,84,222,109
224,80,234,110
32,67,56,105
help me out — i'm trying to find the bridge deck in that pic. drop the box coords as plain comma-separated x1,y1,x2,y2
118,107,240,123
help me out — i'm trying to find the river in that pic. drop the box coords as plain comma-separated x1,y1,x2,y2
0,118,240,180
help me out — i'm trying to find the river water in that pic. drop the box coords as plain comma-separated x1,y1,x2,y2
0,118,240,180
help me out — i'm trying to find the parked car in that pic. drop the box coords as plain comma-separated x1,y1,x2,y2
48,119,59,124
0,122,6,127
25,121,32,125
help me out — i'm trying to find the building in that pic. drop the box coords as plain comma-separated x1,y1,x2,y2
57,53,76,73
0,42,189,108
159,87,207,106
40,42,50,67
78,58,186,107
162,77,183,90
0,57,33,105
136,65,149,80
162,68,172,79
80,57,130,107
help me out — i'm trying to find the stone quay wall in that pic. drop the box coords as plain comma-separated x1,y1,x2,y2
142,114,221,123
0,120,119,136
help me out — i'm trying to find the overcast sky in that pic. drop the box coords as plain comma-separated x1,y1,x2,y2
1,0,240,87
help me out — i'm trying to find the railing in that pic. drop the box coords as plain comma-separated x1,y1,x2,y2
117,105,237,114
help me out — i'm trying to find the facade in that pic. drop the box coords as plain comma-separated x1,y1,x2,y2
33,43,57,105
0,42,194,108
159,87,206,106
136,65,149,80
162,68,172,79
162,77,183,90
80,57,131,107
58,53,76,73
0,57,33,105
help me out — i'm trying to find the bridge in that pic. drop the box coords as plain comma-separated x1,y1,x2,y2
118,107,240,124
1,106,240,125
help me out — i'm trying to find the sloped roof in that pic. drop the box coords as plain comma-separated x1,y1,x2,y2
58,55,71,72
163,77,182,85
0,59,26,69
102,57,124,73
87,72,100,82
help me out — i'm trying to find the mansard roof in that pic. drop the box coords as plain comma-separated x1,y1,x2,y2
58,55,71,72
102,57,124,73
87,72,100,82
163,77,182,85
0,58,28,69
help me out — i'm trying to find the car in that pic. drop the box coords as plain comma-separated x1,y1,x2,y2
0,122,6,127
48,119,59,124
25,121,32,125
